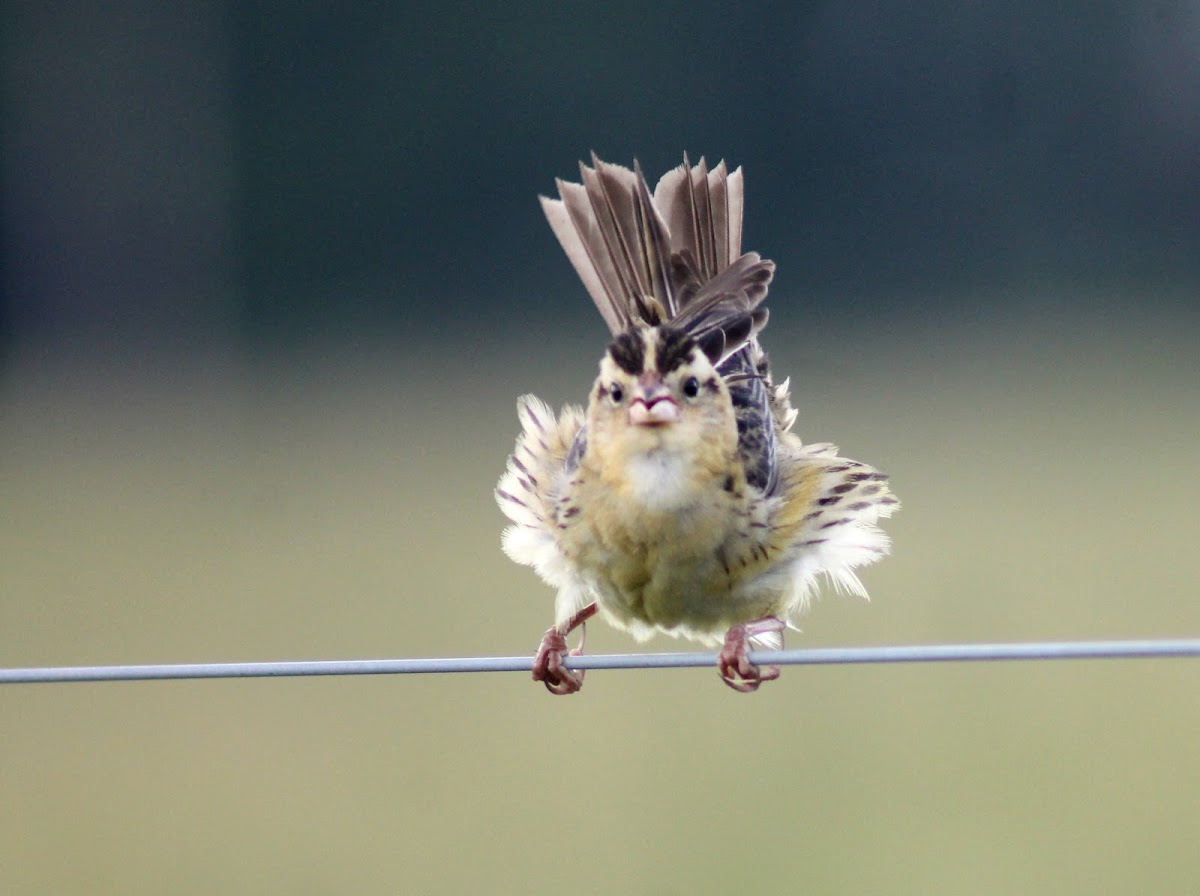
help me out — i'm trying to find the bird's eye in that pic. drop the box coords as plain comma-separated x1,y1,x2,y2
609,383,624,403
682,376,700,398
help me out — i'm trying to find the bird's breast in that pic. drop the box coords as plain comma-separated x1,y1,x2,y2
560,454,769,633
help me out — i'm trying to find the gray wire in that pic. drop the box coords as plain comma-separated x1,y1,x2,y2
2,639,1199,684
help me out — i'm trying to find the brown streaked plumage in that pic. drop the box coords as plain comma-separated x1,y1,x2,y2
497,154,898,693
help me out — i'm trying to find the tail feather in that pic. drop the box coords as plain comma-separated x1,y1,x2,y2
577,157,656,314
653,155,743,278
541,181,627,334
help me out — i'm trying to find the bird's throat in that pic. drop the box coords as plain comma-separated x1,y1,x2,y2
620,449,701,512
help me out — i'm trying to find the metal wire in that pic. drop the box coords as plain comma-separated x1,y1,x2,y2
2,639,1198,685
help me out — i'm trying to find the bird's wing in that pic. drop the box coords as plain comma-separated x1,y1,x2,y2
767,441,900,606
496,395,587,575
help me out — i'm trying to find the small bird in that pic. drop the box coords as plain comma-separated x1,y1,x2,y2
496,154,898,694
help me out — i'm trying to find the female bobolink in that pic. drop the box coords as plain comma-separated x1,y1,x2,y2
497,155,897,694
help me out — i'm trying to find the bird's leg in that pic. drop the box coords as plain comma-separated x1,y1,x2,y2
718,615,785,693
532,602,598,695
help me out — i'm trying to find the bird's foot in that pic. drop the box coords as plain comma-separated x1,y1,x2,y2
532,602,598,695
718,616,785,693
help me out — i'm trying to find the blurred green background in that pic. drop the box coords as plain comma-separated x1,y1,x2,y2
2,3,1198,894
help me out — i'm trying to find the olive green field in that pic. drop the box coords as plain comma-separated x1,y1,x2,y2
3,294,1197,893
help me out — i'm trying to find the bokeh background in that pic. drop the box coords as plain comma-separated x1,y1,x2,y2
3,3,1198,893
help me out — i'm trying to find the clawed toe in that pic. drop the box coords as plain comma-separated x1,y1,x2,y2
532,628,586,695
718,616,785,693
718,658,780,692
531,603,597,696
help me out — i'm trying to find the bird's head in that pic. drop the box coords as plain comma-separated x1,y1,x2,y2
586,325,737,471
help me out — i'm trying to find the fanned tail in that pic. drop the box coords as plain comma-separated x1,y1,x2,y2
540,154,776,367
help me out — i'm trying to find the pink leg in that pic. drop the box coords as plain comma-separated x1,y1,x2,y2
532,602,598,695
718,616,785,693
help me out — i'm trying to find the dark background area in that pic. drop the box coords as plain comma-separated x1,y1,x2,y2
4,3,1197,352
2,4,1198,894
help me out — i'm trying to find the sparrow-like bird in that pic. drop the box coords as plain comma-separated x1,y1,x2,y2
497,154,898,694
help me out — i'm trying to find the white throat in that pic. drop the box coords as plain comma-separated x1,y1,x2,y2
624,449,695,511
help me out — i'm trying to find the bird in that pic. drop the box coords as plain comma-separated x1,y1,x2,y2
496,153,898,694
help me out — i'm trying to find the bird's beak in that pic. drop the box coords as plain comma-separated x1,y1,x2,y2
628,375,679,426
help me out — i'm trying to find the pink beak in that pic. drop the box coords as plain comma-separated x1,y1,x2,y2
628,376,679,426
